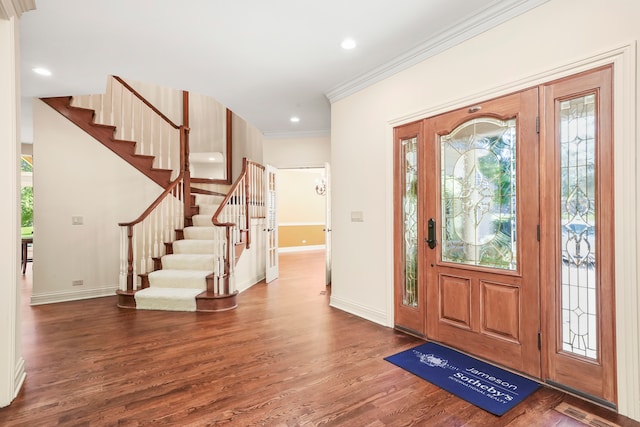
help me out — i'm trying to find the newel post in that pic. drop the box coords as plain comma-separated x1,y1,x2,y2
243,158,252,249
126,225,134,292
182,91,191,219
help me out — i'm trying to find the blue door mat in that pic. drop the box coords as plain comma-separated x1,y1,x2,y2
385,342,540,416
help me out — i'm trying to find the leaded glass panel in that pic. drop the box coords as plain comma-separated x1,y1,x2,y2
401,137,418,307
560,94,597,359
440,118,517,270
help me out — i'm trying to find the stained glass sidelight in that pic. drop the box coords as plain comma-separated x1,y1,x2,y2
560,94,597,359
401,137,418,307
440,118,517,270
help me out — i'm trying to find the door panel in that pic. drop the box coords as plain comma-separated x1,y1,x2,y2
540,66,615,405
481,280,520,343
438,273,471,329
265,165,278,283
324,162,332,286
393,121,426,336
424,88,541,378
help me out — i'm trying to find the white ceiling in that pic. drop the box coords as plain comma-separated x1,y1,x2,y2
19,0,548,142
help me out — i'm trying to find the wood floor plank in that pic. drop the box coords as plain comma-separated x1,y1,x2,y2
1,252,638,426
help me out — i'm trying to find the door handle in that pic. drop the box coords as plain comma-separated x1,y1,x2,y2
426,218,437,249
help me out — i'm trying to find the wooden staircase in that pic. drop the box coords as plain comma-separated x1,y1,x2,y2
135,192,239,312
41,96,172,188
41,76,265,313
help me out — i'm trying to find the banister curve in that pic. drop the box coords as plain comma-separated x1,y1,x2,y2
211,158,250,227
117,172,183,227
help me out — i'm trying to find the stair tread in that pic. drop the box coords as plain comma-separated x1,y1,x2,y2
136,286,203,295
173,239,216,254
159,253,216,270
194,194,225,205
148,269,211,290
184,227,217,240
163,253,215,258
196,205,218,215
135,287,202,312
149,269,212,277
192,215,214,227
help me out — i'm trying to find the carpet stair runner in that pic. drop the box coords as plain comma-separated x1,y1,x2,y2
135,193,225,311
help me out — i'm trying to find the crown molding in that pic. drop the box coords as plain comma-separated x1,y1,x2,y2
262,129,331,140
325,0,550,104
0,0,35,20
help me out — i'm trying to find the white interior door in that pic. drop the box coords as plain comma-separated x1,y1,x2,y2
324,163,331,285
265,165,278,283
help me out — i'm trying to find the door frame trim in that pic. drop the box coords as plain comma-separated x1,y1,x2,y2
386,42,638,418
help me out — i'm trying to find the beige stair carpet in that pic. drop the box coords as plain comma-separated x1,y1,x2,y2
135,194,223,312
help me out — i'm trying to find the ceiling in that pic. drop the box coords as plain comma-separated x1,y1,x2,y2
18,0,547,142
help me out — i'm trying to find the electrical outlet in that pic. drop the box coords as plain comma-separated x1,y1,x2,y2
72,280,83,286
71,216,83,225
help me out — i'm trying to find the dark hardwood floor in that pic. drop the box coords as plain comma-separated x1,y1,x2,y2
1,251,638,426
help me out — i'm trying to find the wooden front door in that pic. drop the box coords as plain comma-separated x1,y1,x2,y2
423,88,541,378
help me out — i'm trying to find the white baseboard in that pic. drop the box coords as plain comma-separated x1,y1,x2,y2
30,286,118,305
329,295,389,327
278,244,325,253
13,357,25,401
236,273,266,294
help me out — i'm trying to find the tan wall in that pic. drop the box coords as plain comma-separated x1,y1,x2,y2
277,168,326,249
278,224,325,248
277,168,325,223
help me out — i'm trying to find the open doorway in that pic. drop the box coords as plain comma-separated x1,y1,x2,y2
276,166,330,286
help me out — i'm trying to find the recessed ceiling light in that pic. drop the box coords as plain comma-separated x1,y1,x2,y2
290,116,300,123
32,67,52,76
341,38,357,50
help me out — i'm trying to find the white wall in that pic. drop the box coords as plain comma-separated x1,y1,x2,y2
0,14,25,408
235,218,266,293
330,0,639,419
32,99,163,303
232,112,263,178
263,134,330,168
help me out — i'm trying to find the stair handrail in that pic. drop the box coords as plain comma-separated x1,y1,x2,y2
211,158,265,236
117,126,188,292
210,158,265,295
112,76,180,130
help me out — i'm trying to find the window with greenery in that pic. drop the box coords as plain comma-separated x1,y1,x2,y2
21,155,33,233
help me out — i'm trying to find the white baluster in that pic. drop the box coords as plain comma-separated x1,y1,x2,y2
118,83,125,140
132,231,139,288
154,207,160,258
